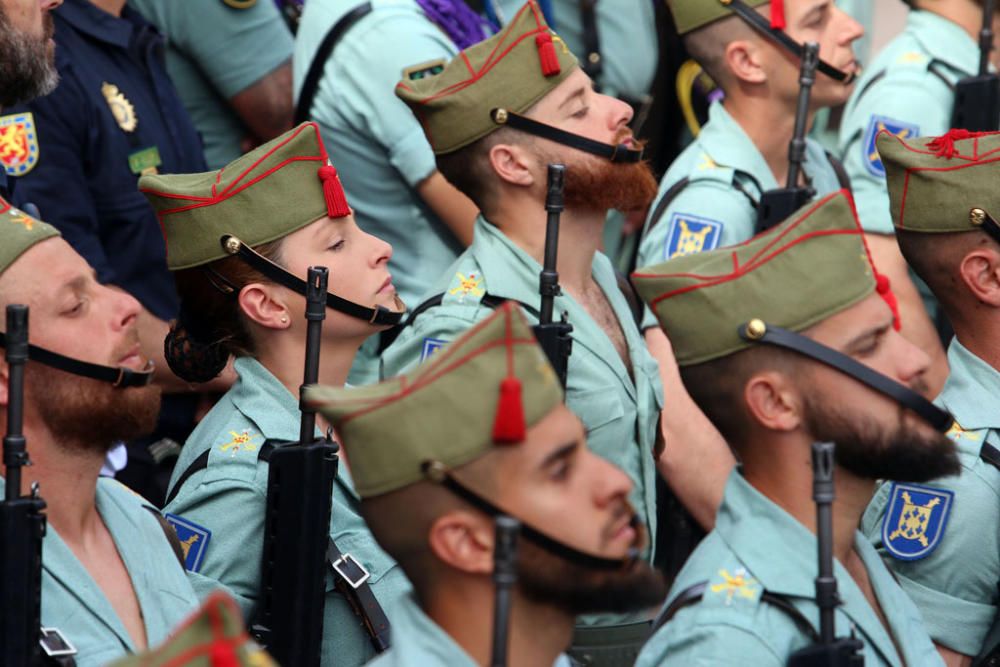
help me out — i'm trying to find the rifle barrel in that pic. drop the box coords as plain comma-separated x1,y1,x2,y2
4,306,28,502
812,442,837,645
299,267,328,444
490,516,520,667
981,0,996,76
540,164,566,325
787,43,820,190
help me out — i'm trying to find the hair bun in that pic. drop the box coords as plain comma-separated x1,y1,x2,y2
164,320,229,383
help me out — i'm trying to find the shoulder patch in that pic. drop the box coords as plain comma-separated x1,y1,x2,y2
882,482,953,561
217,429,261,456
403,59,446,82
221,0,256,8
0,112,39,176
664,212,723,260
165,513,212,572
707,567,761,606
945,420,986,444
863,115,919,177
420,337,448,364
895,51,928,66
448,272,485,302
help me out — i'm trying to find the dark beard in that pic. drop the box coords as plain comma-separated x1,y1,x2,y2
803,393,961,482
537,140,658,213
26,362,161,456
0,8,57,107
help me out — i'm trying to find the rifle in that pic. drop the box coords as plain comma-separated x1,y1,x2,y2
953,0,1000,131
0,305,47,666
252,267,340,666
534,164,574,388
490,516,520,667
757,43,821,233
787,442,863,667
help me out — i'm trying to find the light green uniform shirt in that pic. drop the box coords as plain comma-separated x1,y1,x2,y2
838,10,978,234
129,0,294,170
861,339,1000,658
163,357,412,667
637,470,944,667
4,477,199,667
382,216,663,627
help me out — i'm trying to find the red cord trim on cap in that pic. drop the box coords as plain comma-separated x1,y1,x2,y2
927,129,990,159
0,196,11,214
157,594,250,667
770,0,786,29
878,127,1000,162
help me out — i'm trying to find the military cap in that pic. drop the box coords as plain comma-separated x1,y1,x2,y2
878,128,1000,234
108,591,276,667
0,198,59,276
395,0,578,155
633,190,884,366
305,302,563,498
667,0,771,35
140,122,351,270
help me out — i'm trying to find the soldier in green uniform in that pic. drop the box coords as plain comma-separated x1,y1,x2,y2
381,4,663,661
631,190,959,666
0,202,199,666
145,123,409,666
308,303,667,667
860,129,1000,665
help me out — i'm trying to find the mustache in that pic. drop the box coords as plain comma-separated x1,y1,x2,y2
600,499,642,549
109,327,142,365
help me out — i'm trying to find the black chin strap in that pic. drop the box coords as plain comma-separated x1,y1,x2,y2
738,320,953,432
0,332,154,388
490,109,645,164
424,462,640,572
725,0,857,84
220,236,405,326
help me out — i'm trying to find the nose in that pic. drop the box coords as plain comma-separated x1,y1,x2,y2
835,6,864,47
890,329,931,389
42,0,62,10
366,231,392,266
602,92,633,132
590,452,633,507
106,285,140,332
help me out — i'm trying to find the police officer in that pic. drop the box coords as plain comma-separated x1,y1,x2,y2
129,0,295,170
149,123,409,667
631,190,957,666
0,205,199,666
293,0,483,384
860,129,1000,664
308,303,667,667
382,5,663,662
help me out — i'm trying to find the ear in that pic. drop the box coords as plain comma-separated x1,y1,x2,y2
724,39,767,85
487,142,536,189
237,283,292,331
426,510,495,576
743,370,802,433
958,248,1000,307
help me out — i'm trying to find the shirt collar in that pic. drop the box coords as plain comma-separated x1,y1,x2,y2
938,338,1000,431
697,103,775,189
56,0,152,50
231,357,304,443
908,9,978,76
392,593,477,665
470,216,546,305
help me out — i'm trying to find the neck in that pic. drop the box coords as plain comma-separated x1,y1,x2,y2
723,93,815,188
256,332,363,398
953,318,1000,370
423,577,575,667
90,0,127,17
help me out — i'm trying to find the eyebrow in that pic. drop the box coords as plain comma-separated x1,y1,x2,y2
842,321,891,354
557,86,588,111
799,0,828,23
540,440,579,468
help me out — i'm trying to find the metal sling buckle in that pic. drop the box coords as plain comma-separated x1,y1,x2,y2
333,552,371,589
40,627,77,658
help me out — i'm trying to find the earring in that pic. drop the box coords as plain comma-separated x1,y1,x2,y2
280,316,289,324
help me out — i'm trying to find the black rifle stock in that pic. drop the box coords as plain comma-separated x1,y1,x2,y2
490,516,520,667
786,442,863,667
953,0,1000,131
0,305,46,666
535,164,573,388
758,43,820,233
252,267,340,667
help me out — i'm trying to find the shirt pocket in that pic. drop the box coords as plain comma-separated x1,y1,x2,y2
567,388,626,449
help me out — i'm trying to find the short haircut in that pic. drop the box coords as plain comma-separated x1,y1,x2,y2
896,228,994,320
681,12,757,88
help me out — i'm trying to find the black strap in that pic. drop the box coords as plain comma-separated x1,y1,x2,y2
981,442,1000,471
579,0,602,85
739,322,953,432
327,539,391,653
825,151,851,193
294,2,374,124
491,109,644,163
143,506,186,569
0,332,154,388
39,627,77,666
164,450,209,506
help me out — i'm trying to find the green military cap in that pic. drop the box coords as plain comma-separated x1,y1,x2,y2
395,0,578,155
305,302,563,498
667,0,770,35
0,198,59,276
108,591,276,667
140,122,352,270
878,128,1000,234
633,190,883,366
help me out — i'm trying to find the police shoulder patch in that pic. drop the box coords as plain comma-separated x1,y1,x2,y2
882,482,953,561
0,112,39,176
403,59,447,82
420,337,448,363
862,115,919,177
165,513,212,572
664,212,723,260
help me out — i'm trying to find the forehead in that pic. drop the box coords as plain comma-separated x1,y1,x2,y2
533,68,592,111
805,292,889,344
0,238,91,306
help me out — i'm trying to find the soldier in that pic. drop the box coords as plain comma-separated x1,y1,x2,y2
859,129,1000,665
381,3,663,661
308,303,668,667
149,123,410,666
129,0,295,169
0,204,199,665
632,190,958,666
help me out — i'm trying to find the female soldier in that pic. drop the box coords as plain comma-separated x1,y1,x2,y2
142,122,407,666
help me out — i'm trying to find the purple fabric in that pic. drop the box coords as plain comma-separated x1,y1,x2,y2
415,0,494,49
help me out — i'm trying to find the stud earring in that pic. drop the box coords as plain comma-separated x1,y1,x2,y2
280,316,288,324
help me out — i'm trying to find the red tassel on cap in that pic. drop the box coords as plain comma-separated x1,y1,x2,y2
493,377,526,443
770,0,786,29
927,128,987,159
875,273,901,331
318,164,351,218
210,641,239,667
535,32,561,77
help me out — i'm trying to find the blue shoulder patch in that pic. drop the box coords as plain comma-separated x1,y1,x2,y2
165,513,212,573
863,115,920,177
420,337,448,364
664,213,723,260
882,482,953,561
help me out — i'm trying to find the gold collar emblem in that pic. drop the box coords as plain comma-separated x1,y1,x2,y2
101,82,137,133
